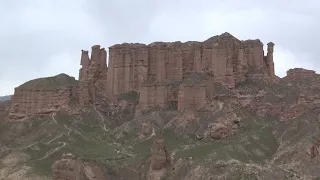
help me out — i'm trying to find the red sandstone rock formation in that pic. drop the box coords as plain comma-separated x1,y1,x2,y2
106,33,276,108
284,68,316,81
147,138,170,180
105,32,276,110
79,45,108,100
8,74,79,119
8,32,278,119
79,45,107,82
178,83,206,110
52,153,107,180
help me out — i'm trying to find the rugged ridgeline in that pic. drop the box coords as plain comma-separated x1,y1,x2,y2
105,32,276,110
8,74,79,119
4,32,320,180
8,32,320,121
8,45,108,120
8,32,278,120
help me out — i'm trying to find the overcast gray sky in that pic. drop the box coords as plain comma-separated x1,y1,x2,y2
0,0,319,95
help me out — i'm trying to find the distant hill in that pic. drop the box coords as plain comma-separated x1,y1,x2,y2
0,95,11,102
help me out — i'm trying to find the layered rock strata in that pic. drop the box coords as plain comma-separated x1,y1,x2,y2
284,68,317,81
8,32,277,118
107,33,276,99
106,32,276,110
8,74,79,119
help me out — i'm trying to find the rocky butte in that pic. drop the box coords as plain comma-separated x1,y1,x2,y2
3,32,320,179
105,32,277,111
8,32,278,120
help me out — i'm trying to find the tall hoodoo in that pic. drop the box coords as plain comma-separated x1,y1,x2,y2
79,45,108,82
266,42,275,78
78,45,108,105
79,50,90,81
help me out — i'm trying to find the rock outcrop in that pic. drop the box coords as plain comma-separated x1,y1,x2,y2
8,74,79,119
52,153,107,180
105,32,276,111
79,45,108,103
8,45,109,120
284,68,316,81
8,32,278,119
147,138,170,180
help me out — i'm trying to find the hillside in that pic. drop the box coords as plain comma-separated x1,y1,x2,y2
1,33,320,180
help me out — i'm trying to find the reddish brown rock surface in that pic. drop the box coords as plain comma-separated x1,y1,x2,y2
7,32,279,119
284,68,316,81
52,153,107,180
106,32,276,110
8,74,79,119
147,138,170,180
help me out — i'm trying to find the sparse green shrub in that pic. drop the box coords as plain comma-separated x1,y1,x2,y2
167,101,178,110
117,90,139,104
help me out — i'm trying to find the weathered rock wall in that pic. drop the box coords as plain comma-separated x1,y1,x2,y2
79,45,108,100
284,68,316,81
107,44,149,100
7,32,277,119
79,45,108,82
105,32,276,109
178,84,206,110
9,86,77,119
8,74,80,119
139,84,168,110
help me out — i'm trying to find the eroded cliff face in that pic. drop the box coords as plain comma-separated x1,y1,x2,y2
106,32,276,110
7,32,278,119
8,74,79,119
8,44,110,120
284,68,316,81
79,45,108,100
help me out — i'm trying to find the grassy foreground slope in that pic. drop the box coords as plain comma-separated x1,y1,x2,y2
1,77,320,179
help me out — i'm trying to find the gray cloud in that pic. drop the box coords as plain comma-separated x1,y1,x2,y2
0,0,319,95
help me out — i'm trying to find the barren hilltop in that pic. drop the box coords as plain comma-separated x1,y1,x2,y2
1,32,320,180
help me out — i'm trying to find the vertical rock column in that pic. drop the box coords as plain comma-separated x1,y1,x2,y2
88,45,102,80
266,42,275,78
99,48,107,72
79,50,90,81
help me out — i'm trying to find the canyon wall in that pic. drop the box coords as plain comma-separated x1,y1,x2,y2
8,44,110,120
8,32,277,119
8,74,79,119
178,83,207,110
79,45,108,97
106,32,276,110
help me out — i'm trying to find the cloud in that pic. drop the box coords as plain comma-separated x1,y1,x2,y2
0,0,319,95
